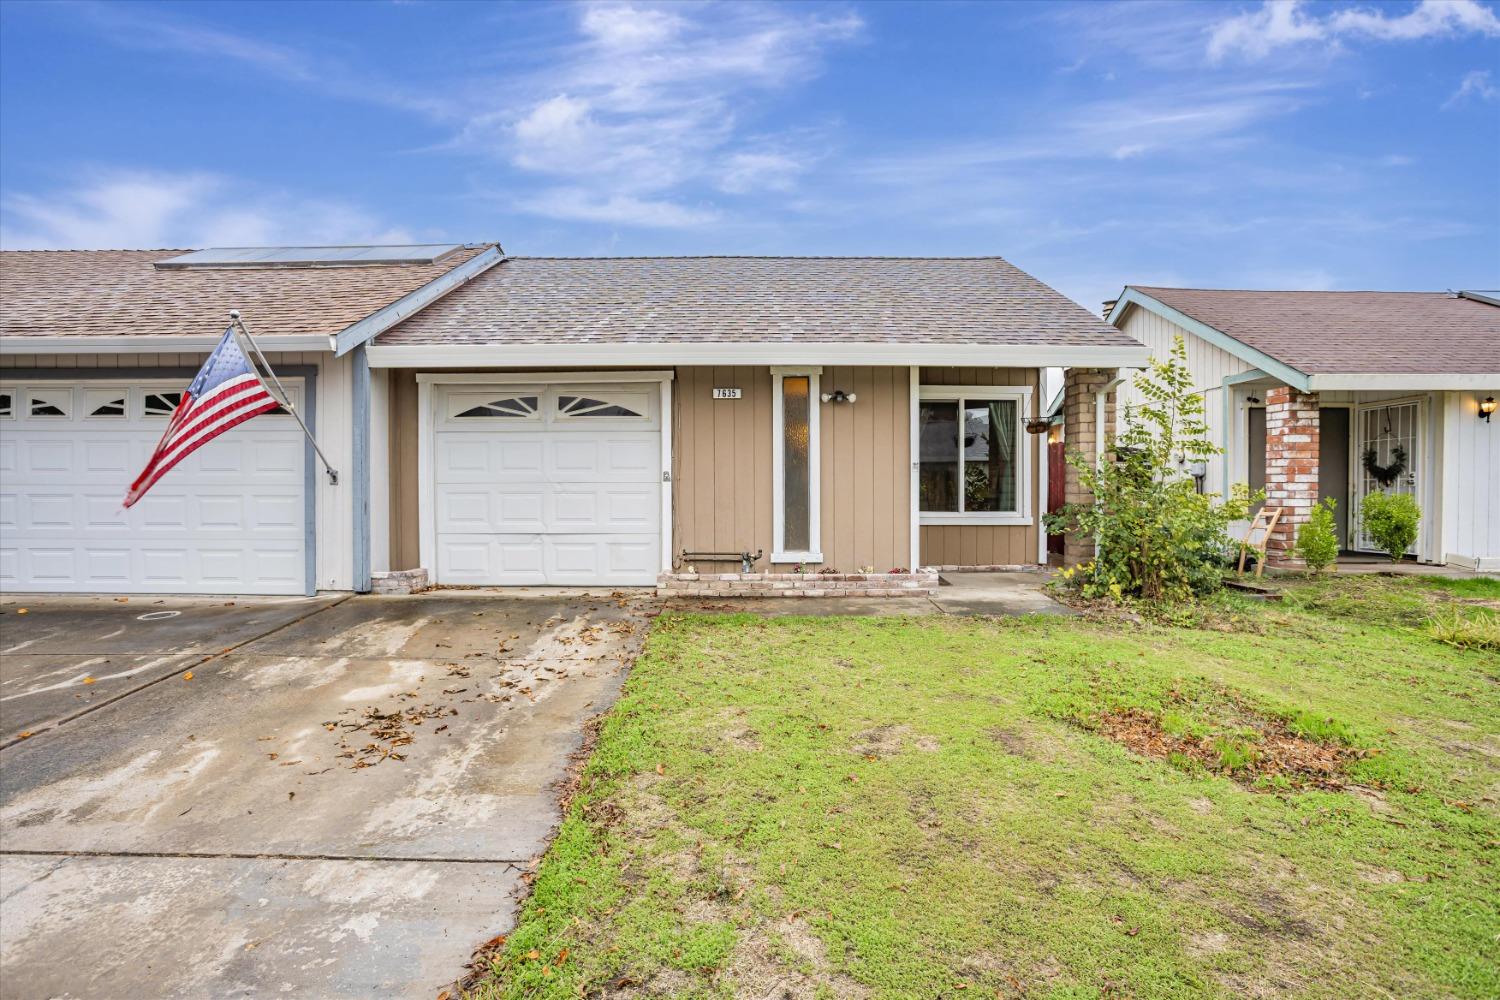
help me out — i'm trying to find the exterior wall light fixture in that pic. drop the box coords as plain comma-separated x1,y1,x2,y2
1480,396,1496,423
820,389,856,404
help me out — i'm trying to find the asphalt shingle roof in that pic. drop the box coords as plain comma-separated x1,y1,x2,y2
377,256,1140,348
0,246,494,340
1130,286,1500,375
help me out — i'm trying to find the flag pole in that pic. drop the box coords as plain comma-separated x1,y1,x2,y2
229,310,339,485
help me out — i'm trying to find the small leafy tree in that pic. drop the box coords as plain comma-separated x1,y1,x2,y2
1360,491,1420,561
1046,336,1257,603
1294,498,1339,573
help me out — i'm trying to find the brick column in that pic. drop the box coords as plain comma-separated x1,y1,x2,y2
1061,368,1117,567
1264,386,1319,565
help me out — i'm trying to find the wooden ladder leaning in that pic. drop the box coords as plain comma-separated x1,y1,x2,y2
1237,507,1284,578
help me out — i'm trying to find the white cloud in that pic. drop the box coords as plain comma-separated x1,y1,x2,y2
484,2,861,224
1444,68,1500,107
515,188,719,228
1209,0,1500,62
717,150,808,193
0,170,416,250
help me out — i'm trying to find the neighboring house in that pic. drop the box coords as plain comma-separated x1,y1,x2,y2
0,244,503,595
1,247,1145,597
1108,287,1500,571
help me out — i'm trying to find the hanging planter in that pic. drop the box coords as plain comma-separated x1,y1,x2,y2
1362,444,1407,487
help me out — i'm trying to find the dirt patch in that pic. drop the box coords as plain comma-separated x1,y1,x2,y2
724,727,762,752
986,727,1028,756
1094,700,1371,791
851,724,908,759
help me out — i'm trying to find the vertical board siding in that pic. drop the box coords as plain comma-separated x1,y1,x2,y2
389,369,421,570
917,367,1042,567
1116,306,1256,497
672,365,910,573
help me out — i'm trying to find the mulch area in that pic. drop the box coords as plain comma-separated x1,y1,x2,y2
1096,706,1370,791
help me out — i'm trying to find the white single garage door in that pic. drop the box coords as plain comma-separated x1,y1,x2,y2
0,380,307,595
433,382,662,586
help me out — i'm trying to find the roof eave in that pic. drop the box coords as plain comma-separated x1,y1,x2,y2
364,341,1152,369
0,333,331,354
1109,287,1312,391
1305,373,1500,391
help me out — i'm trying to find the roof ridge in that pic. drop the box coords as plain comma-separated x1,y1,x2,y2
1133,285,1450,296
505,255,1016,261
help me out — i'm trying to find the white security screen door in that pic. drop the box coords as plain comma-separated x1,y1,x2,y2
1354,400,1419,554
0,380,306,595
432,383,661,585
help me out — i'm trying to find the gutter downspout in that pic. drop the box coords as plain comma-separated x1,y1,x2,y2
351,343,372,594
1220,369,1269,494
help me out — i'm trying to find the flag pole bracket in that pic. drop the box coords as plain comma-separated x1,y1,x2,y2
229,311,341,486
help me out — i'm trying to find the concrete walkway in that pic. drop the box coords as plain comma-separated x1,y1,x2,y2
0,590,656,999
662,571,1074,617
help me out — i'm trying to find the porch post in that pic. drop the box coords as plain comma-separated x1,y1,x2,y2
1061,367,1116,567
1264,385,1320,566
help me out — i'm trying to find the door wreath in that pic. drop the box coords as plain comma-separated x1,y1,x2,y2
1362,444,1407,487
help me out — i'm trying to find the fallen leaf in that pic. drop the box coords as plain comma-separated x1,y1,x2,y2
526,949,540,960
16,608,28,615
116,597,129,603
17,731,33,739
656,762,665,776
82,677,97,685
183,671,194,681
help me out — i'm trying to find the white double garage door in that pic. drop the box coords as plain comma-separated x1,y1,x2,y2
432,381,662,587
0,378,306,595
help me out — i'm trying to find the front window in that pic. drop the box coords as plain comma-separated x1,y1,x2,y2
772,368,821,560
919,390,1027,522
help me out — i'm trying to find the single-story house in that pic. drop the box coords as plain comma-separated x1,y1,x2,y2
1,247,1147,596
1108,286,1500,571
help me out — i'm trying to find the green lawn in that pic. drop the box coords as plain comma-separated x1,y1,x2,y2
470,576,1499,999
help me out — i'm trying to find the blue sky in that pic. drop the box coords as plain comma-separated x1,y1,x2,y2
1,0,1497,310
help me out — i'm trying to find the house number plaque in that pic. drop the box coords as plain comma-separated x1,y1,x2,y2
712,387,742,399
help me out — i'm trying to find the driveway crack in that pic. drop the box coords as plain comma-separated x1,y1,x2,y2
1,848,530,866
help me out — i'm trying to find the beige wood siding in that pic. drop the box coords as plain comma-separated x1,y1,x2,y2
917,366,1042,567
378,363,1045,577
388,368,421,570
672,365,912,572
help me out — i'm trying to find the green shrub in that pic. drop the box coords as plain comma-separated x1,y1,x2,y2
1360,491,1420,561
1045,336,1257,603
1293,497,1339,573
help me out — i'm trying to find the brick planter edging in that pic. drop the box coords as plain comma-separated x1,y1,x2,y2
659,570,940,598
370,568,430,595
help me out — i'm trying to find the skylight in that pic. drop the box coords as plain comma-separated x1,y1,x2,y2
154,244,465,269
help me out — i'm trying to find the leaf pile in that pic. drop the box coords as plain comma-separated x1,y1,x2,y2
330,702,454,769
1096,704,1372,790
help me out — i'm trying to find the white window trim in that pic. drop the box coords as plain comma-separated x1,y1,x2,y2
917,384,1033,526
771,366,822,563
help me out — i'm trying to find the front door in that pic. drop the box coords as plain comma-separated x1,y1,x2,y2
1353,400,1419,554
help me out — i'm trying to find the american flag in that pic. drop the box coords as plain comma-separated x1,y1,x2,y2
123,326,280,508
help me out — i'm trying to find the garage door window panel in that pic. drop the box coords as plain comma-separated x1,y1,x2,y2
0,391,13,418
452,394,539,420
143,392,182,417
85,390,127,419
556,392,648,420
27,389,72,419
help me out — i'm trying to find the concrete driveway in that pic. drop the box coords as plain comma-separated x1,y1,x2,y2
0,589,655,998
